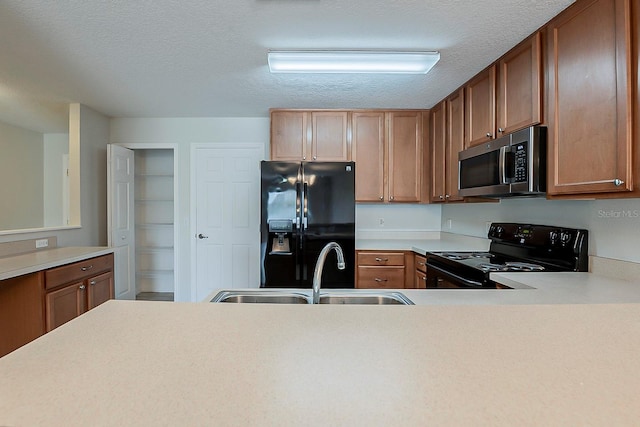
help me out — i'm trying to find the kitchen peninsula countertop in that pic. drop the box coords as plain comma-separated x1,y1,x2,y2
0,246,114,280
1,298,640,426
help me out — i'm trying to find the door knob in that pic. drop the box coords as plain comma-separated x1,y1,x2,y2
197,233,209,239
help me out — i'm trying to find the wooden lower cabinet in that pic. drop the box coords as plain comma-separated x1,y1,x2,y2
355,250,413,289
414,253,427,289
44,254,114,332
0,272,45,358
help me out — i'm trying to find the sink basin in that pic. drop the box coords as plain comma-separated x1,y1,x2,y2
210,290,414,305
211,290,308,304
318,292,414,305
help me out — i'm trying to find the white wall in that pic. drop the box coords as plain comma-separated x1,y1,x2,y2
357,203,441,238
442,197,640,263
0,121,44,229
43,133,69,227
109,117,270,301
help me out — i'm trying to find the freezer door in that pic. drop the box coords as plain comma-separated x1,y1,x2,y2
260,161,302,287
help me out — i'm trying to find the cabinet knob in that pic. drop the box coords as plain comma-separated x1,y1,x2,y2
498,128,504,133
379,196,384,200
90,280,96,286
303,156,306,160
486,132,492,138
313,156,317,160
445,194,450,199
439,195,444,200
389,196,394,201
614,179,624,187
79,285,86,290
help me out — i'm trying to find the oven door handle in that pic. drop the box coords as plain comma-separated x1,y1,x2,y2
426,263,485,288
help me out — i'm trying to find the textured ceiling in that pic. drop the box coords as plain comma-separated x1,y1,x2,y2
0,0,575,133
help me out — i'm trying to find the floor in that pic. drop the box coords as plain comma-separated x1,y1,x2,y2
136,292,174,302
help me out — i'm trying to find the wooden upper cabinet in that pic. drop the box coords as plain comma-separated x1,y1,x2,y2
497,32,542,135
352,111,385,202
431,89,464,203
270,111,308,161
430,101,446,202
446,88,465,202
270,110,349,161
387,111,423,203
546,0,633,196
311,111,349,161
465,66,496,147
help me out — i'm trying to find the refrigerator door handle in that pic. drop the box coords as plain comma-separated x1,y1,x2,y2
302,182,308,230
295,182,302,230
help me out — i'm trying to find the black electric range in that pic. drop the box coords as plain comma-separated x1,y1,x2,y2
425,223,588,289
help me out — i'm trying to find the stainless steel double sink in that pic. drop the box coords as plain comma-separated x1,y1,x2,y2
210,290,414,305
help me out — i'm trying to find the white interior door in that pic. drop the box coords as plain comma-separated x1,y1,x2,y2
194,146,262,301
107,144,136,300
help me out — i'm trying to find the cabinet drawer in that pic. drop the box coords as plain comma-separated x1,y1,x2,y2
357,266,405,288
45,254,113,290
357,252,405,266
415,254,427,273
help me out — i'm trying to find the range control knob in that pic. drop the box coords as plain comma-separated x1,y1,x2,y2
549,231,559,244
560,231,572,245
495,226,504,238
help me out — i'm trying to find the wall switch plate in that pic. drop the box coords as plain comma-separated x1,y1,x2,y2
378,218,385,227
35,239,49,248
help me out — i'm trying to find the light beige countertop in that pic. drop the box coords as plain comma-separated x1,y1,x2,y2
1,299,640,426
0,246,114,280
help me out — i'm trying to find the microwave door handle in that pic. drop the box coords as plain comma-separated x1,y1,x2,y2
499,146,509,185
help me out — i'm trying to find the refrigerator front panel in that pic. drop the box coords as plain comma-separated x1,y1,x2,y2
260,161,301,287
300,236,355,288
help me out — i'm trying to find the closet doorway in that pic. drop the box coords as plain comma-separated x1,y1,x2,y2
108,143,179,301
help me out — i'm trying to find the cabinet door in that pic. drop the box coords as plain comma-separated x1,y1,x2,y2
430,101,446,202
352,111,385,202
446,88,465,202
415,270,427,289
45,282,88,332
387,111,422,202
546,0,633,195
465,66,496,147
311,111,349,161
497,32,542,135
87,271,114,310
270,111,309,161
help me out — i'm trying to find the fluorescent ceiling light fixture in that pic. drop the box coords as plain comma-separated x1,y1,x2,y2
267,50,440,74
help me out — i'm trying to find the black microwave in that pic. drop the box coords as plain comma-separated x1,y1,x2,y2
458,126,546,198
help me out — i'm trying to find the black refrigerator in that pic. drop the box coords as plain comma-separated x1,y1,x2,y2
260,161,355,288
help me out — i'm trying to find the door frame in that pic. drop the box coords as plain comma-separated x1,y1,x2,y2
190,143,265,301
111,142,180,299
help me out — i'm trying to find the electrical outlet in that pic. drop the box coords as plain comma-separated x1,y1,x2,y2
35,239,49,249
446,219,453,229
378,218,385,227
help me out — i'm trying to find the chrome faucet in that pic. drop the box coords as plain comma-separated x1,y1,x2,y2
312,242,346,304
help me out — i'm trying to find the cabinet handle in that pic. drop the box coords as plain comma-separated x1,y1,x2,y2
445,194,450,199
374,278,388,282
79,285,86,290
379,196,384,200
422,276,427,281
486,132,492,138
80,265,93,272
389,196,394,201
90,280,97,286
579,178,625,187
439,195,444,200
313,156,317,160
375,257,389,262
303,156,306,160
418,262,425,266
498,128,504,133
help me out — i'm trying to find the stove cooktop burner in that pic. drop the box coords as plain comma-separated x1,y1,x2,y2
440,252,493,260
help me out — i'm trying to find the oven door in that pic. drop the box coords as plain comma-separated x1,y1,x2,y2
425,261,486,289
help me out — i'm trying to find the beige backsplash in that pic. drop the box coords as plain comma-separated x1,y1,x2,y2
590,256,640,282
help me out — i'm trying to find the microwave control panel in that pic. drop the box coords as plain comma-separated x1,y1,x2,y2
512,143,528,183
